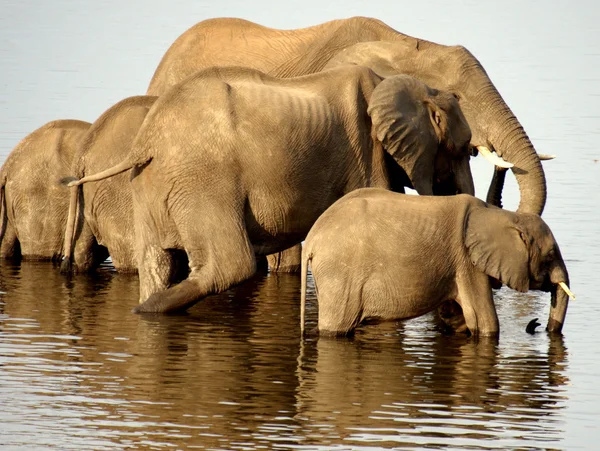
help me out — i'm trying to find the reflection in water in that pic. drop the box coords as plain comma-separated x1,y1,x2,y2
0,262,569,449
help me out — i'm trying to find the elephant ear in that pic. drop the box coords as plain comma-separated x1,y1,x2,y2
367,75,441,195
464,204,530,292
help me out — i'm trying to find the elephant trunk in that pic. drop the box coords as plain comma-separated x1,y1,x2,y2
453,158,475,196
461,64,546,215
547,267,571,334
488,114,546,215
486,167,508,208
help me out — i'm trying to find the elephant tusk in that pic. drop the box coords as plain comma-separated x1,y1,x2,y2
477,146,514,169
538,153,557,161
559,281,576,300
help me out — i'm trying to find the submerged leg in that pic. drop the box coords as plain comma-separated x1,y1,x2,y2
267,243,302,273
134,213,257,314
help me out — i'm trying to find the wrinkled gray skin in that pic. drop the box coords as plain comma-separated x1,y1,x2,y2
148,16,546,216
300,189,571,338
71,65,474,313
61,96,158,273
0,120,92,261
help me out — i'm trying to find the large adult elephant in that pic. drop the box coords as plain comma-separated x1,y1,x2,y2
61,96,158,273
147,16,546,216
0,120,93,261
69,65,474,313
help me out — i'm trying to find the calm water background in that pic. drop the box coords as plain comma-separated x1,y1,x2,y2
0,1,599,449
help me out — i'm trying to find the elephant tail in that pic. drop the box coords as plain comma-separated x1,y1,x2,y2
60,182,81,274
63,158,141,187
300,250,313,336
0,177,7,249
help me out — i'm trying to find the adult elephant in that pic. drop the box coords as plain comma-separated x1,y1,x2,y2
0,120,94,261
69,65,474,313
147,16,546,216
61,96,158,273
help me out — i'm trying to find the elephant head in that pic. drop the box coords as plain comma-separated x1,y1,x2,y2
465,205,573,333
326,41,546,214
367,74,474,196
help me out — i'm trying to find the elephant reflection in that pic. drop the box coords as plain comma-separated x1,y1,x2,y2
295,328,569,445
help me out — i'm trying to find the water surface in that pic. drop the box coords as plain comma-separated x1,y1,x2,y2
0,1,599,449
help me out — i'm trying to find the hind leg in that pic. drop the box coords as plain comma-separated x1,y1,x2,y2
0,221,20,260
134,209,256,314
135,218,177,303
267,243,302,273
72,221,109,272
313,264,362,336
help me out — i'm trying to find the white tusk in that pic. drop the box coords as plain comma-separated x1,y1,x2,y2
538,153,556,161
558,282,576,300
477,146,514,169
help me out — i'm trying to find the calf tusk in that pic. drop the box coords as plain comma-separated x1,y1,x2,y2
538,153,556,161
559,281,576,300
477,146,514,168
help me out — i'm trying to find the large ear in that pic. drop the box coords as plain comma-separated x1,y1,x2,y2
424,98,448,145
367,75,439,195
464,204,530,292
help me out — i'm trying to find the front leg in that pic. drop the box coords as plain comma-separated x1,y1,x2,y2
455,271,499,337
267,243,302,273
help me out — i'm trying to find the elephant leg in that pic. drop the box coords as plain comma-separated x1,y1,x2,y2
135,218,176,303
455,272,499,337
267,243,302,273
134,211,257,314
314,268,361,336
72,221,108,273
255,255,269,273
436,300,468,334
0,222,20,260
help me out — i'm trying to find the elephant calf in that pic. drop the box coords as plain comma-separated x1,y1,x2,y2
300,189,574,337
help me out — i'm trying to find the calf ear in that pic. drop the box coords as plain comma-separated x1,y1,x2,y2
465,206,530,292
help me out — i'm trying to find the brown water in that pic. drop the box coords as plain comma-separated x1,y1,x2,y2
0,262,571,449
1,2,599,449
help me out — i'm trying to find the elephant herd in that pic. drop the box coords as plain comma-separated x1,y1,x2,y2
0,17,573,337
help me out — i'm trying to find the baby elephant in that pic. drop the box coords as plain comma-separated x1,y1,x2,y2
300,188,574,337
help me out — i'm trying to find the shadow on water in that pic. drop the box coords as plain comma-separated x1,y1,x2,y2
0,261,569,449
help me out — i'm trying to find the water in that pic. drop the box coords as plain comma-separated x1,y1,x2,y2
0,1,599,449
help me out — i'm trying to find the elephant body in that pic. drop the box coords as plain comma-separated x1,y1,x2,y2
62,96,158,273
71,65,473,313
300,189,571,337
0,120,91,260
147,16,546,216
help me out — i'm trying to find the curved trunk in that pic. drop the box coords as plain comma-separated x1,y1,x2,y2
466,77,546,215
547,283,569,334
486,109,546,215
486,167,508,208
547,264,570,334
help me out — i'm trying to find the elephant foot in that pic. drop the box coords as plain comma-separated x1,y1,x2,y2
59,257,73,274
436,300,468,335
133,279,205,314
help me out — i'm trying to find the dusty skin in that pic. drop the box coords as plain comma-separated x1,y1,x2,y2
300,189,573,337
68,66,474,313
61,96,158,274
148,16,547,217
0,120,91,261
